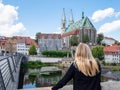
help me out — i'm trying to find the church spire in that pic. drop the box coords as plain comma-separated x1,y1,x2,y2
61,8,66,34
69,9,74,25
82,11,84,19
62,8,66,25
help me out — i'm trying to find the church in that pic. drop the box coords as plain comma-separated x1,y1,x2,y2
61,9,97,48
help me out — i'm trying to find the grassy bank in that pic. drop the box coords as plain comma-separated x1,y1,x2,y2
22,60,51,68
102,66,120,71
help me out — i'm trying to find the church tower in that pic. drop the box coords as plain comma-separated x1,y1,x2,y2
69,9,74,25
61,8,66,34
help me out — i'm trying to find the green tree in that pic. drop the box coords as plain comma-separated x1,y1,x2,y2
29,44,37,55
83,34,89,43
69,35,79,46
115,41,120,45
97,33,104,45
35,33,39,44
92,45,104,60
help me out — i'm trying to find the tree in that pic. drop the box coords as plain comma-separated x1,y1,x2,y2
69,35,79,46
29,44,37,55
5,41,16,53
92,45,104,60
83,34,89,43
97,33,104,45
115,41,120,45
35,33,39,44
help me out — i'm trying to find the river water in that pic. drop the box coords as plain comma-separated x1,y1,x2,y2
22,66,120,89
23,66,72,89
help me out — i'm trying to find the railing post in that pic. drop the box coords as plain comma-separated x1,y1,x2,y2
11,56,16,72
7,58,15,82
0,69,6,90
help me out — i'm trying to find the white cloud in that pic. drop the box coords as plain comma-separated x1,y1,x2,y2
98,20,120,33
114,12,120,17
91,8,120,22
53,27,61,34
0,2,25,36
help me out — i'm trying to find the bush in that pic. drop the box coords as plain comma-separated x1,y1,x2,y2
25,60,49,68
42,50,71,57
102,61,106,66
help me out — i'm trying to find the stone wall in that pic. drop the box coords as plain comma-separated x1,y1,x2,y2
58,81,120,90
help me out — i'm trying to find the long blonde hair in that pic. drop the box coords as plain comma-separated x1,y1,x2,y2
75,43,99,76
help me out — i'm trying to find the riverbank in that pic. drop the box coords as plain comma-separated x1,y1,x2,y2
102,66,120,71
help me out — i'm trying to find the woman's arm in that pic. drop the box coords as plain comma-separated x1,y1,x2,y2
52,63,75,90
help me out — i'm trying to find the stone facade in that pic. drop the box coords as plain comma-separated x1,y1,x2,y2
37,33,62,53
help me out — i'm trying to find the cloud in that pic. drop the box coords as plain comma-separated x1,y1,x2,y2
98,20,120,33
0,2,25,36
114,12,120,17
91,8,120,22
53,27,61,34
91,8,114,22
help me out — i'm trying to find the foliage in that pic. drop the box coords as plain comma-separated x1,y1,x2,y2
92,45,104,60
35,32,39,44
115,41,120,45
24,60,49,68
83,34,89,43
6,42,15,53
52,81,57,85
29,44,37,55
101,61,106,66
97,33,104,45
69,35,79,46
42,50,71,57
29,72,39,84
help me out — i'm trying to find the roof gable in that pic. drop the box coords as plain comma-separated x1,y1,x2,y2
65,16,95,33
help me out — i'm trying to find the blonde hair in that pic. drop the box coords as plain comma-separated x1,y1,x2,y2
75,43,99,76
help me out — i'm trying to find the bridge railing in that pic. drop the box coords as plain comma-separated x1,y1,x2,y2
0,53,23,90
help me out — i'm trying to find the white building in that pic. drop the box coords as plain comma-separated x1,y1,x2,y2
102,37,116,45
17,37,39,55
104,44,120,63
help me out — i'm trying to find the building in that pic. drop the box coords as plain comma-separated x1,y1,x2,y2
37,33,62,52
0,36,7,55
16,36,39,55
104,44,120,63
0,36,39,55
101,37,116,45
61,9,97,48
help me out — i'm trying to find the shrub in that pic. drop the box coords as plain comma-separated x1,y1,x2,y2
42,50,71,57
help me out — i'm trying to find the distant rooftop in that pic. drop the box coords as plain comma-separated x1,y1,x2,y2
65,16,95,33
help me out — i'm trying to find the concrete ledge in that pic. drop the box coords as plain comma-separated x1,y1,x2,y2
19,81,120,90
101,81,120,90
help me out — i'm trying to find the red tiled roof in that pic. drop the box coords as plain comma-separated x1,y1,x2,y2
104,44,120,53
62,29,78,37
16,36,39,48
38,33,61,39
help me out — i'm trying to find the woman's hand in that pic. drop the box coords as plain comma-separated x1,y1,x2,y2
44,87,52,90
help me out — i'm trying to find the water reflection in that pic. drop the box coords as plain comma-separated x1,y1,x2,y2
23,66,71,89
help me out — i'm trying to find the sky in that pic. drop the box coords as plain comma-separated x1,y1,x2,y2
0,0,120,41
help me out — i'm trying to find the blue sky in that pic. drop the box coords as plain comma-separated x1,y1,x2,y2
0,0,120,41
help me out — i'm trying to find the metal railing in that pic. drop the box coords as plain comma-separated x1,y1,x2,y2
0,53,23,90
